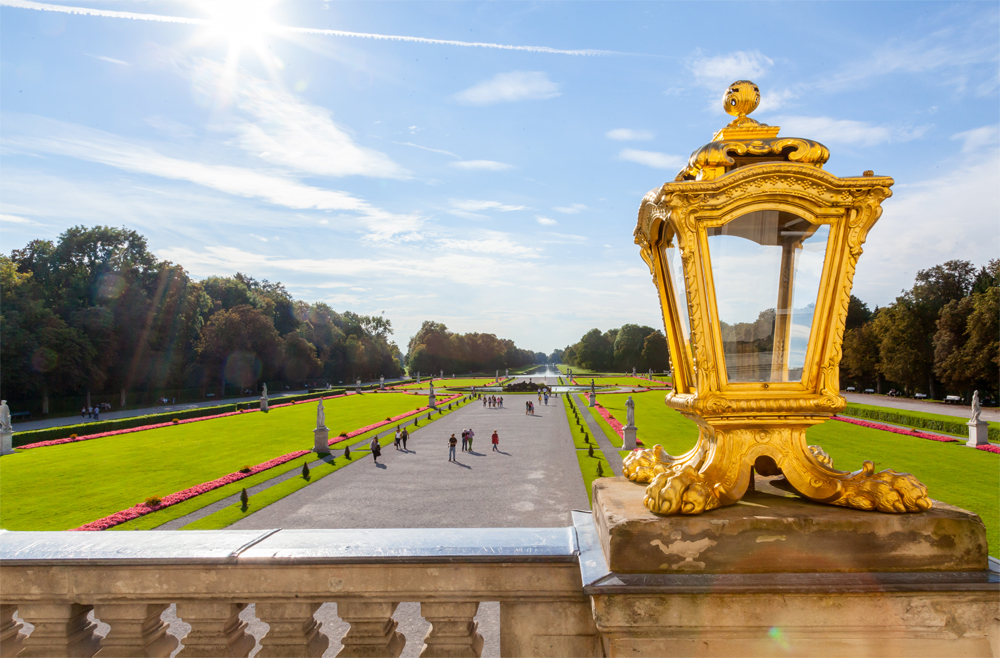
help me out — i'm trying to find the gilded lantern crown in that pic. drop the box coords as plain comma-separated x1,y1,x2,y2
675,79,829,182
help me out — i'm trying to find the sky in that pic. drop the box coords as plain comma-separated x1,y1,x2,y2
1,1,998,354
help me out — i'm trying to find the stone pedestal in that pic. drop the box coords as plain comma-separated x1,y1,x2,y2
260,396,269,413
429,395,437,409
967,420,989,447
581,478,997,657
588,393,596,408
0,430,13,456
622,426,637,450
313,427,330,455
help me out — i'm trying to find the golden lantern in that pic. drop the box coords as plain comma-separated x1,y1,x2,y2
625,81,931,515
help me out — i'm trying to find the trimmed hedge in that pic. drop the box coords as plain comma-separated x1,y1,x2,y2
840,404,999,443
13,389,345,447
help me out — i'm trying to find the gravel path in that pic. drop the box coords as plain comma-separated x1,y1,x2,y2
573,394,625,477
842,393,998,422
229,392,589,530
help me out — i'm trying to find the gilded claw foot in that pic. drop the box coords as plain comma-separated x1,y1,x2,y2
623,445,671,483
643,465,721,515
827,461,932,513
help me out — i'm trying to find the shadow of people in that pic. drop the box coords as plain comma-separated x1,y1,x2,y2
494,449,511,456
375,462,387,470
450,460,472,469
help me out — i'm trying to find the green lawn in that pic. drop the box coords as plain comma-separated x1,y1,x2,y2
845,401,999,433
585,376,669,388
0,393,430,531
563,395,596,449
576,449,613,506
593,391,999,557
579,394,627,448
392,378,498,390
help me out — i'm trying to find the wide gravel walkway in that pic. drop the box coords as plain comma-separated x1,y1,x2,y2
230,392,589,530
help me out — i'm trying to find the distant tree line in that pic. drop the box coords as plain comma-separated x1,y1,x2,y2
555,324,671,373
841,259,998,401
406,321,546,375
1,226,404,413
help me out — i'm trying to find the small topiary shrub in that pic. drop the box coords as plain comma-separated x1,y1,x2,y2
344,444,351,459
239,466,252,474
588,444,594,457
172,419,180,424
70,434,78,439
145,496,162,507
302,462,310,479
596,462,604,477
339,431,348,437
240,488,249,509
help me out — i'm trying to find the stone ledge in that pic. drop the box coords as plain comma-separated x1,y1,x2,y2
593,477,989,574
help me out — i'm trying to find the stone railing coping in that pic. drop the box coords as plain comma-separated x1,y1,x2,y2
0,526,579,566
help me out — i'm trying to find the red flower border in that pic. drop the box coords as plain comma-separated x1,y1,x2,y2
593,403,643,447
72,393,462,531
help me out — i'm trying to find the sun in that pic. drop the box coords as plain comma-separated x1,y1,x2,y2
204,0,276,54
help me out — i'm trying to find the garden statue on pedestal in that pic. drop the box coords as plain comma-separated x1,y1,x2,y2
355,379,361,394
380,375,384,390
589,379,596,408
623,395,638,449
313,398,330,455
967,390,988,447
0,400,13,456
428,380,436,408
260,383,269,413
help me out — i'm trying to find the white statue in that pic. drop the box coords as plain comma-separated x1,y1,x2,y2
590,379,596,394
261,383,268,398
380,375,384,389
316,399,326,429
417,372,421,384
625,396,636,427
0,400,11,433
496,370,499,381
505,368,509,377
632,366,636,377
440,369,444,379
429,380,435,396
972,390,982,424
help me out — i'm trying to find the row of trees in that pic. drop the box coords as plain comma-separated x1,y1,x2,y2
554,325,671,373
1,226,404,413
406,321,546,375
841,259,998,401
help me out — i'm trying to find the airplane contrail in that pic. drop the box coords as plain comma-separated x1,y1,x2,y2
2,0,621,56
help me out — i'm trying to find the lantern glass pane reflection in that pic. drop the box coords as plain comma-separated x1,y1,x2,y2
663,239,693,380
706,211,829,383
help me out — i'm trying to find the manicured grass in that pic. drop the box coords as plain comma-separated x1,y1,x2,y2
807,420,999,557
594,392,700,454
392,378,498,390
181,452,370,530
579,395,625,448
563,395,596,450
113,395,472,530
576,449,613,506
845,402,999,432
588,376,667,388
0,393,429,531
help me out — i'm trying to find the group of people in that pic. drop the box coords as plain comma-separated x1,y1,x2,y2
525,400,536,415
80,403,110,420
482,395,504,409
537,391,549,405
393,426,410,450
447,428,500,461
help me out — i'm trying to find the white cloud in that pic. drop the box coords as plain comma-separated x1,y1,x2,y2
87,54,129,66
450,199,526,212
393,141,458,158
951,125,999,153
775,115,931,146
450,160,513,171
606,128,654,141
756,88,796,113
688,50,773,87
438,233,538,258
553,203,587,214
454,71,560,105
0,213,39,225
536,216,557,226
618,149,686,170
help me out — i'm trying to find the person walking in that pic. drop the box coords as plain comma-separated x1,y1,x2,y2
499,396,504,408
467,428,474,452
370,436,382,465
448,433,458,462
525,400,530,415
491,430,499,451
401,427,409,450
544,392,549,405
461,430,468,452
81,406,87,419
93,406,100,421
483,397,487,408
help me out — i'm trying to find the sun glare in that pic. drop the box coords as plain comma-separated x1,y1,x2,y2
205,0,275,52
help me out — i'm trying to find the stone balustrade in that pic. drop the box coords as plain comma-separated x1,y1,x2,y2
0,518,600,658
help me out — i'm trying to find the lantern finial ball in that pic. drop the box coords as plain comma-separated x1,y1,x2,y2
723,80,760,117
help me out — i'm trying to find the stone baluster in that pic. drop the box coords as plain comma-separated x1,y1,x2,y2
175,601,254,658
16,602,101,658
0,605,27,658
419,602,483,658
336,602,404,658
91,603,176,657
255,602,328,658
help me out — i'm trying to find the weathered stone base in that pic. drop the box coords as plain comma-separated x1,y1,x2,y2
968,420,989,447
592,476,988,574
0,430,12,455
314,428,331,455
622,427,636,450
592,591,1000,658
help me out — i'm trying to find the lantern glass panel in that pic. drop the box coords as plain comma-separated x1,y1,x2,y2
663,239,694,382
706,210,829,383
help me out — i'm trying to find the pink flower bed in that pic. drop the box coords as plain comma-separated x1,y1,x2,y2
73,449,312,531
593,403,643,446
72,392,463,531
976,443,1000,454
832,415,960,443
